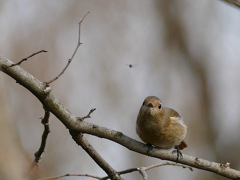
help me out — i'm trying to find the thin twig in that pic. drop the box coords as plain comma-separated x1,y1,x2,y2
7,50,47,67
31,107,50,168
138,167,148,180
78,11,90,42
77,108,96,121
38,173,101,180
100,162,193,180
39,162,193,180
146,162,193,171
46,11,90,84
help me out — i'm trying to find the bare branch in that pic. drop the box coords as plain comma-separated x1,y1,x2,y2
144,162,193,171
46,11,90,84
69,131,123,180
7,50,47,67
1,56,240,179
31,107,50,168
138,167,148,180
77,108,96,121
221,0,240,8
40,162,193,180
100,162,193,180
38,173,101,180
79,11,90,42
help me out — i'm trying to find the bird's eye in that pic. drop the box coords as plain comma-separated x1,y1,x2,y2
147,103,153,107
158,104,162,109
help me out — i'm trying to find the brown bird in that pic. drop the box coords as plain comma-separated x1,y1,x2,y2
136,96,187,160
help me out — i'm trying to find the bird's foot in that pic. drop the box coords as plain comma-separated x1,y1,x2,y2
172,146,183,162
146,143,154,155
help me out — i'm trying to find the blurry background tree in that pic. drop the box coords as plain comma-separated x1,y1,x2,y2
1,0,240,179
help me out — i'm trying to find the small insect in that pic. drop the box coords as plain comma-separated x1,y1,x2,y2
126,64,137,68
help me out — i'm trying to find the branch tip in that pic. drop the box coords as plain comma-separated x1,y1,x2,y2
7,50,47,68
79,11,90,24
77,108,96,121
46,12,89,84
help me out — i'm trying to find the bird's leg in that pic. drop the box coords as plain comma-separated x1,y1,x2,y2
172,145,183,162
146,143,154,155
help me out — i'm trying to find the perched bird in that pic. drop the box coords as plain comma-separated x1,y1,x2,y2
136,96,187,160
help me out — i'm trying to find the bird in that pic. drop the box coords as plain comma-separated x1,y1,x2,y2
136,96,187,160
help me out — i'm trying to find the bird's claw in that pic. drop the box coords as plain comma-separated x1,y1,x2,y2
172,146,183,162
146,143,153,155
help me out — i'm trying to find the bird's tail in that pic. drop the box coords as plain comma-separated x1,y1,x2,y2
176,140,187,150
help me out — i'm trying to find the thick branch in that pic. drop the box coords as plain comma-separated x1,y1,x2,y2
221,0,240,8
1,56,240,179
69,131,122,180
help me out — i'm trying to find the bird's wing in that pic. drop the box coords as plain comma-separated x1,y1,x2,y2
164,107,184,122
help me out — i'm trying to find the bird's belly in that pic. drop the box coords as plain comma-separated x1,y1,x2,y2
137,122,186,149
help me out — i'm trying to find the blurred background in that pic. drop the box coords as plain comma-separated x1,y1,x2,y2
1,0,240,179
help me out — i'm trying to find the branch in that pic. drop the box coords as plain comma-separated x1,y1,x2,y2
100,162,193,180
72,110,120,179
7,50,47,67
1,56,240,179
46,11,90,84
77,108,96,121
38,173,101,180
31,107,50,168
69,131,123,180
39,162,193,180
143,162,193,171
138,167,148,180
221,0,240,8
